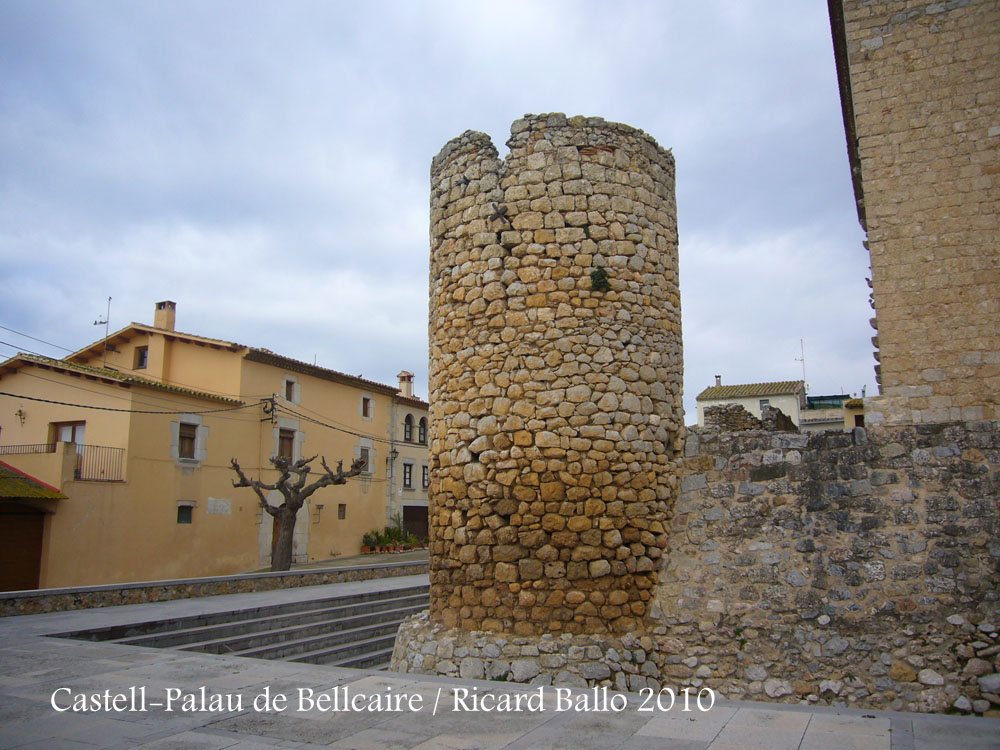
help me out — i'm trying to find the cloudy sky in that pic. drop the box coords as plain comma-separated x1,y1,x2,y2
0,0,873,423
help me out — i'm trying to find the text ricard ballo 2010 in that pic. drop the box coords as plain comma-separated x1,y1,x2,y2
51,684,717,715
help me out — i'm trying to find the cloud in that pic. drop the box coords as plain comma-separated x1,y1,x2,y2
0,1,874,415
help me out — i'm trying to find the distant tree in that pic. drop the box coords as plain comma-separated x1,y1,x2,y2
230,454,365,572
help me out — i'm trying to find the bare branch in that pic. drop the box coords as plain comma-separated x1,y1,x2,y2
230,458,280,517
298,456,366,502
290,455,318,492
320,456,343,477
322,456,366,483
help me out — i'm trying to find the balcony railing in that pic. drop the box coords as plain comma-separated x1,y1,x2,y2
0,442,56,456
0,443,125,482
75,445,126,482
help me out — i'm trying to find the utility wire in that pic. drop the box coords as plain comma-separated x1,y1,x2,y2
0,343,250,403
273,402,397,445
0,391,262,416
0,324,74,352
2,349,257,412
11,370,261,424
0,340,61,360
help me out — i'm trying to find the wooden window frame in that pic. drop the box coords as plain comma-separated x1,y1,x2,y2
178,423,197,460
278,428,295,460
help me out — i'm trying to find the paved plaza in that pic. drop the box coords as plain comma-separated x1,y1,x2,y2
1,575,997,749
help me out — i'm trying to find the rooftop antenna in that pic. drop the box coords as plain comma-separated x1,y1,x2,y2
794,339,808,391
93,296,111,368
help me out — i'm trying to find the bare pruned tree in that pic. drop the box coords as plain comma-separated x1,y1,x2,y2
231,454,366,571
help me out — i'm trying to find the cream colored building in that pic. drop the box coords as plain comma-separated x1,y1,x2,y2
799,394,852,433
391,371,430,539
0,301,428,589
695,377,805,427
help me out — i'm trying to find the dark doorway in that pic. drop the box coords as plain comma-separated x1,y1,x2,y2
0,505,45,591
403,505,428,540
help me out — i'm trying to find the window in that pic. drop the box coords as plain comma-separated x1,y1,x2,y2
338,503,346,520
403,462,413,489
422,465,429,489
282,376,299,404
278,428,295,460
418,417,427,444
52,421,86,445
854,414,865,427
177,506,192,524
359,447,370,472
173,415,207,465
134,346,148,370
759,399,770,411
362,396,372,418
404,414,413,442
178,423,197,459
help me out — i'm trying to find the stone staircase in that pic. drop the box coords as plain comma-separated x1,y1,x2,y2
54,584,429,670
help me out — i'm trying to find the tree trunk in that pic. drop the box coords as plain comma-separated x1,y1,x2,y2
271,506,298,572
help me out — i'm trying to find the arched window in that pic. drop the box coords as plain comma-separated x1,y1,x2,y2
418,417,427,444
404,414,413,442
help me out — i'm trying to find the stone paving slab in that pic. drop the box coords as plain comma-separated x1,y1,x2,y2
1,579,998,750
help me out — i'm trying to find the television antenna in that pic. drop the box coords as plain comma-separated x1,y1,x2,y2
794,339,808,391
94,296,111,368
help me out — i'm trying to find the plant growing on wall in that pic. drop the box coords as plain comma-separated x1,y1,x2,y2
231,454,365,572
590,267,611,292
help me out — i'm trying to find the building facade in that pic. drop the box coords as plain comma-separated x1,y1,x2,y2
829,0,999,425
0,301,427,588
695,377,806,427
390,371,430,539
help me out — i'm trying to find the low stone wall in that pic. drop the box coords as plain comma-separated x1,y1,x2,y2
393,421,999,714
392,612,677,692
657,420,999,714
0,561,429,617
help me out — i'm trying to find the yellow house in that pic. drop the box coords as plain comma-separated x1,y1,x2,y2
0,301,428,589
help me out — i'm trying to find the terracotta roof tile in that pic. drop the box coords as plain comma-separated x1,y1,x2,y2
245,349,403,397
0,461,66,500
696,380,805,401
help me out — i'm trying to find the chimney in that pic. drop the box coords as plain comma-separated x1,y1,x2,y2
154,301,176,331
397,371,414,398
715,375,722,387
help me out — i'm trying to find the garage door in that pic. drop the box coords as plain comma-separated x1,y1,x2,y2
0,507,44,591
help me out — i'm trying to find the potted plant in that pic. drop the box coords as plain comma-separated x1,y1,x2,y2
361,530,378,554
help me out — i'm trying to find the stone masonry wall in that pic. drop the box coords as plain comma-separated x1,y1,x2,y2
656,420,1000,714
704,404,764,432
427,114,682,636
0,561,428,617
840,0,1000,423
705,404,798,433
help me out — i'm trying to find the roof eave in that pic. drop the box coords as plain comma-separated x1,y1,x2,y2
65,323,244,363
828,0,867,231
244,349,400,397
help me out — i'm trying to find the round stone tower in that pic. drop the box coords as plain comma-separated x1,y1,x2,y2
426,112,681,637
393,113,681,684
